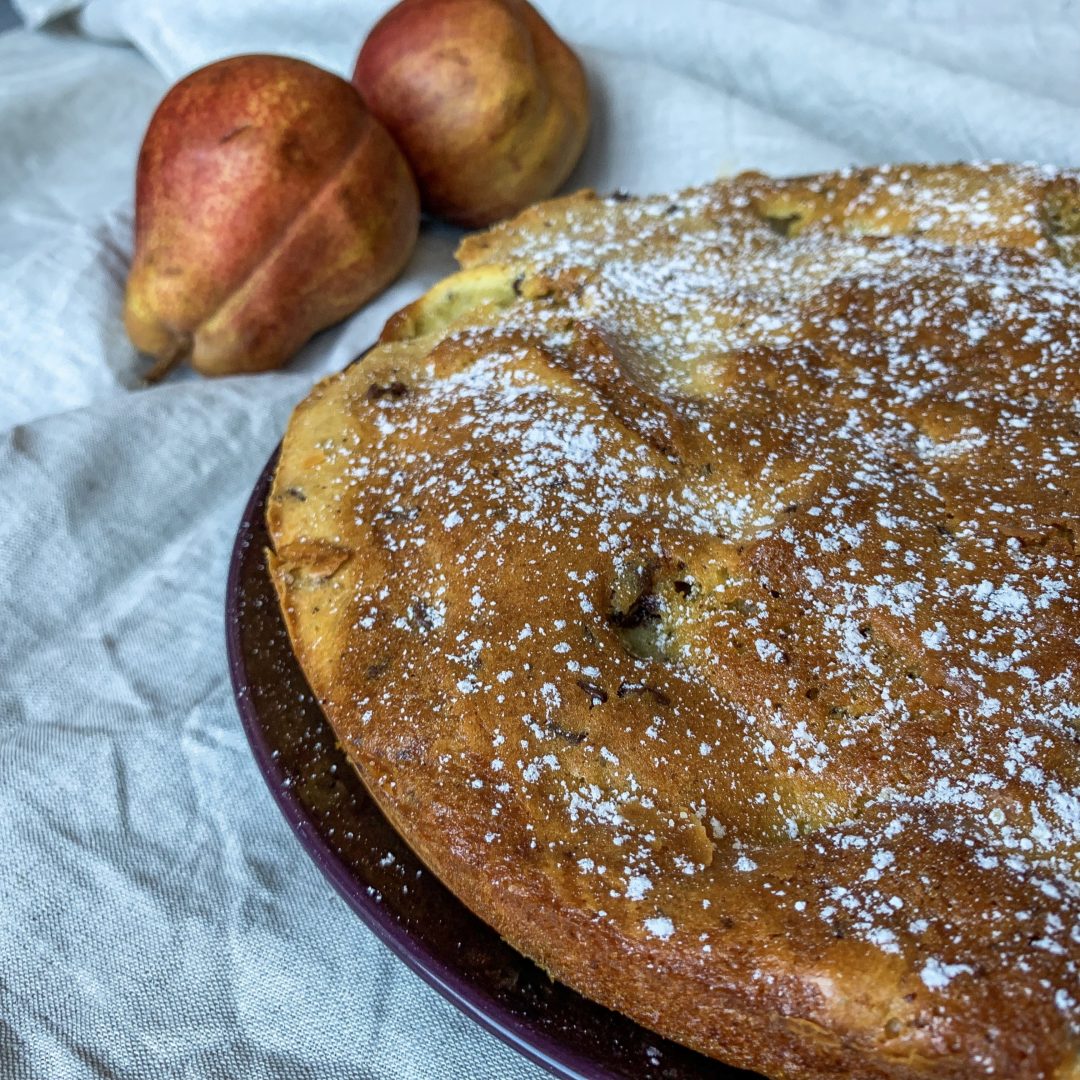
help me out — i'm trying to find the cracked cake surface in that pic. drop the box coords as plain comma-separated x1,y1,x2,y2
267,163,1080,1079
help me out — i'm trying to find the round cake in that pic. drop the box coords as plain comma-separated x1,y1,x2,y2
267,163,1080,1079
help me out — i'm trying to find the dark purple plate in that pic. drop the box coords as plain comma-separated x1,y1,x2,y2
226,443,761,1080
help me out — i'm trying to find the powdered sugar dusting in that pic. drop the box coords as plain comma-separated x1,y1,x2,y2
279,163,1080,1066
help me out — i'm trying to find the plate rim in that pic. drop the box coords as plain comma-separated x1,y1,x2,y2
225,443,621,1080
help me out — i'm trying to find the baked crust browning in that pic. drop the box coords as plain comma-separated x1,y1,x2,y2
268,163,1080,1078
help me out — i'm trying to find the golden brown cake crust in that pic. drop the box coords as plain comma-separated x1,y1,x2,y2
267,163,1080,1079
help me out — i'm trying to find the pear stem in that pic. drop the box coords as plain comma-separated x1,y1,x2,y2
143,335,192,384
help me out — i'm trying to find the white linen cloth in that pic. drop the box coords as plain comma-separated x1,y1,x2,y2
2,2,1078,1076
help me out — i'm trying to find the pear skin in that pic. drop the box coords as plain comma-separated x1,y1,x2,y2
125,54,420,377
353,0,589,229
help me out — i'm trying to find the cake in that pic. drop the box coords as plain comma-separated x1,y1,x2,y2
267,163,1080,1078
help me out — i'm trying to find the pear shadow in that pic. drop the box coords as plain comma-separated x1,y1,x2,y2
562,46,616,197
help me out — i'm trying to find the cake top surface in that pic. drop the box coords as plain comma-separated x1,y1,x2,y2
269,163,1080,1078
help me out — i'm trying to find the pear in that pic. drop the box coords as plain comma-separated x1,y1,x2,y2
353,0,589,229
125,54,420,378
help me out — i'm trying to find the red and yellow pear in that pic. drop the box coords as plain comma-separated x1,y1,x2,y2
125,54,420,377
353,0,589,228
